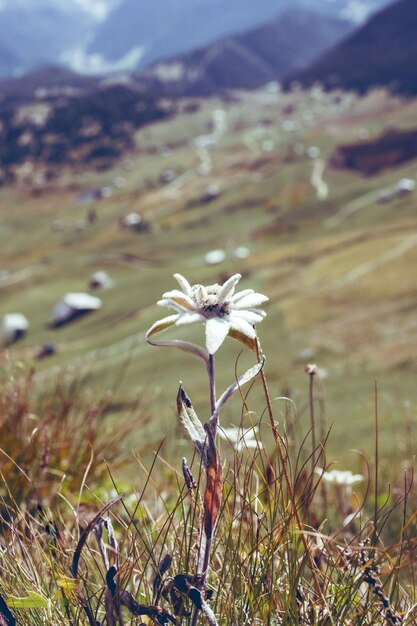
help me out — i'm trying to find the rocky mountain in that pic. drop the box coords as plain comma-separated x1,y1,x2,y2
285,0,417,95
88,0,391,72
139,9,352,96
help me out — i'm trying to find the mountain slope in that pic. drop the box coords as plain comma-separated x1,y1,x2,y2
285,0,417,95
140,9,352,96
89,0,386,71
88,0,292,67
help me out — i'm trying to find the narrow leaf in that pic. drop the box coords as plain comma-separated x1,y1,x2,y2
177,385,207,460
57,578,78,591
211,357,265,427
199,597,219,626
7,592,49,609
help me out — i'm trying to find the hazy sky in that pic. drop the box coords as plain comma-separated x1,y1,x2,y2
0,0,120,20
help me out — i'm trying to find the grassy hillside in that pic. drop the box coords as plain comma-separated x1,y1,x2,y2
1,86,417,468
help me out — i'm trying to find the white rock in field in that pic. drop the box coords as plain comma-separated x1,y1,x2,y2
89,271,113,289
203,184,221,202
122,213,141,227
205,249,226,265
233,246,250,259
52,293,102,326
74,219,86,232
396,178,416,196
307,146,320,159
262,139,274,152
377,189,393,204
1,313,29,344
113,176,127,189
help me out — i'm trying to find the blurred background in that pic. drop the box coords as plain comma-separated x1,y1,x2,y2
0,0,416,469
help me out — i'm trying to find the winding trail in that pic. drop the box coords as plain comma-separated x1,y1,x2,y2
194,108,228,173
310,159,329,200
334,233,417,287
324,189,377,229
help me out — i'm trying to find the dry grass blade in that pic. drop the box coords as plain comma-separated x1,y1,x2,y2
71,494,124,577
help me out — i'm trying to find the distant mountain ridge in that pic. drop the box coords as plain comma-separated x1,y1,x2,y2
0,0,392,78
88,0,390,71
139,9,352,96
285,0,417,95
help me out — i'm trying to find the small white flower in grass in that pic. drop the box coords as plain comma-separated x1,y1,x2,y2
219,425,263,451
315,468,363,486
146,273,268,354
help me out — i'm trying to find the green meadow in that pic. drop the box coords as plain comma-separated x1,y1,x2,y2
1,86,417,469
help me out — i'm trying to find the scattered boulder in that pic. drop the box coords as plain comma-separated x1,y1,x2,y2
396,177,416,196
233,246,250,260
1,313,29,344
35,342,57,360
205,249,226,265
74,219,86,232
202,184,221,203
307,146,320,159
120,213,150,232
377,189,394,204
160,168,176,184
89,271,113,289
52,293,102,327
113,176,127,189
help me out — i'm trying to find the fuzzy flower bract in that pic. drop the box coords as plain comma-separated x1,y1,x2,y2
146,273,268,354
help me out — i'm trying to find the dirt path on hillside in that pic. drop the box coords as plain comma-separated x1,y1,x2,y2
310,158,329,200
335,233,417,286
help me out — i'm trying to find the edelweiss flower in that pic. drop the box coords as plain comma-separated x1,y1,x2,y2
146,273,268,354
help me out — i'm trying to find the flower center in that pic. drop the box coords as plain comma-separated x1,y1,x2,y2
191,284,230,319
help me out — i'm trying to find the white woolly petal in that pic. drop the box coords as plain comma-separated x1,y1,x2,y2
231,292,269,309
176,312,205,325
195,285,207,305
174,273,192,295
205,317,230,354
231,310,264,324
157,298,188,313
218,273,241,303
231,289,254,303
161,290,197,311
162,289,193,301
146,314,179,338
157,294,196,313
229,315,256,339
